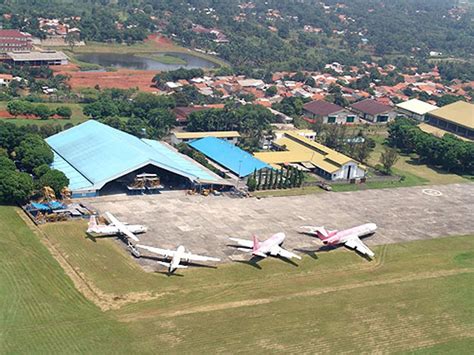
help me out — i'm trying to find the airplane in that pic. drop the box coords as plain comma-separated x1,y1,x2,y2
86,212,147,242
299,223,377,258
135,244,221,273
229,232,301,261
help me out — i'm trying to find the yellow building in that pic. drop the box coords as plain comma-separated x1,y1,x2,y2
425,101,473,140
254,132,366,180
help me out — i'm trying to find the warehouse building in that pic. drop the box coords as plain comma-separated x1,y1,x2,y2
424,101,473,140
46,121,232,198
6,50,68,66
254,132,366,181
188,137,270,178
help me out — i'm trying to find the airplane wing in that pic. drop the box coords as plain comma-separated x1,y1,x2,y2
276,247,302,260
135,244,176,258
229,237,253,248
344,236,375,258
105,212,140,242
182,252,220,262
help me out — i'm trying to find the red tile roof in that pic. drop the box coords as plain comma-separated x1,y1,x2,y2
303,100,344,116
350,99,393,115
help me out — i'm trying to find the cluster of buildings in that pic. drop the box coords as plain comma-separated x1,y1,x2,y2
0,29,68,66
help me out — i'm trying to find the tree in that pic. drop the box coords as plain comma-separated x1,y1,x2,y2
0,169,34,204
38,169,69,196
15,135,54,173
65,32,79,52
265,86,277,97
246,177,257,192
56,106,72,119
379,147,399,174
34,104,52,120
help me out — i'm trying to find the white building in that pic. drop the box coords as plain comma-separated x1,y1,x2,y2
395,99,438,121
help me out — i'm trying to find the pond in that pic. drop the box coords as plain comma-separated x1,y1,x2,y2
75,52,218,71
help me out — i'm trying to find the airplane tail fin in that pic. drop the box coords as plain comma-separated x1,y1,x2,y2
87,215,97,232
303,226,329,239
252,235,260,252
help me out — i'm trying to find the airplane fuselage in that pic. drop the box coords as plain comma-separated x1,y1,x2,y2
254,232,286,257
169,245,186,272
323,223,377,245
88,224,147,235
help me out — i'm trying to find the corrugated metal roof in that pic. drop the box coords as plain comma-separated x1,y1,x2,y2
254,132,360,174
46,120,227,192
396,99,438,115
174,131,241,139
7,51,68,61
188,137,270,177
428,101,474,129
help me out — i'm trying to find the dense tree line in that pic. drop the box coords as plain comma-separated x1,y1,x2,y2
82,89,176,139
0,122,69,204
6,100,72,119
387,118,474,174
186,103,277,151
247,166,304,191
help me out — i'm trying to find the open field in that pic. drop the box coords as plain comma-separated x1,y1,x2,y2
0,101,88,127
2,203,474,353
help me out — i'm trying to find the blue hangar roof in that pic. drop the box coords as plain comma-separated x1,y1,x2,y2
188,136,270,177
46,120,229,193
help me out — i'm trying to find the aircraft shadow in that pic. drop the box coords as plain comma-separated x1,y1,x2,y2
233,255,263,270
294,248,319,260
155,270,185,277
276,255,299,267
140,255,219,269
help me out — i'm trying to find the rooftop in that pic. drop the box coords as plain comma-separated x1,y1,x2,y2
7,51,68,61
188,137,270,177
350,99,393,115
174,131,241,139
303,100,345,116
396,99,438,115
428,101,474,130
46,120,228,192
254,132,359,174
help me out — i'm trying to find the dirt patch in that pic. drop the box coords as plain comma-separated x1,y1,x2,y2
146,34,174,47
56,69,159,92
0,110,66,120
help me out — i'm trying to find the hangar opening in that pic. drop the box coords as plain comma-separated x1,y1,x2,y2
46,120,233,198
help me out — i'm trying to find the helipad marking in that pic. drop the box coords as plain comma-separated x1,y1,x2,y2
422,189,443,197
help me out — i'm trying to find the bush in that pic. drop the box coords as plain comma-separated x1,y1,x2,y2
56,106,72,119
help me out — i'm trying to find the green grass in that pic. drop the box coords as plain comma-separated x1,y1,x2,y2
368,135,470,185
3,207,474,352
0,101,88,127
0,207,135,353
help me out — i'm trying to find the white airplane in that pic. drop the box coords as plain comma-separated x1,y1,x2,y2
135,244,221,273
300,223,377,258
229,232,301,261
86,212,147,242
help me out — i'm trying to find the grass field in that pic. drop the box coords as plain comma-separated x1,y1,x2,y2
0,101,88,127
2,206,473,353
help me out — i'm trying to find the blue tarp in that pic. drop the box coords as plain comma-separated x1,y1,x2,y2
30,202,50,211
188,137,270,177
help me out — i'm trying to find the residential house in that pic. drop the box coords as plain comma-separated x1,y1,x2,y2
303,100,358,124
350,99,397,123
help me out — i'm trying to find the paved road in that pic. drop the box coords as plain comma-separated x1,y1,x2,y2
84,183,474,269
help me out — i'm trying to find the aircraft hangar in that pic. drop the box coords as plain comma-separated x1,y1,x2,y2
46,120,232,198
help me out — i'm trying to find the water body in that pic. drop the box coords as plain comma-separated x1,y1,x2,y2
76,52,218,71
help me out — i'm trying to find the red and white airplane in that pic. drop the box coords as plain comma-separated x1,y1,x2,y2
229,232,301,261
300,223,377,258
87,212,147,242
